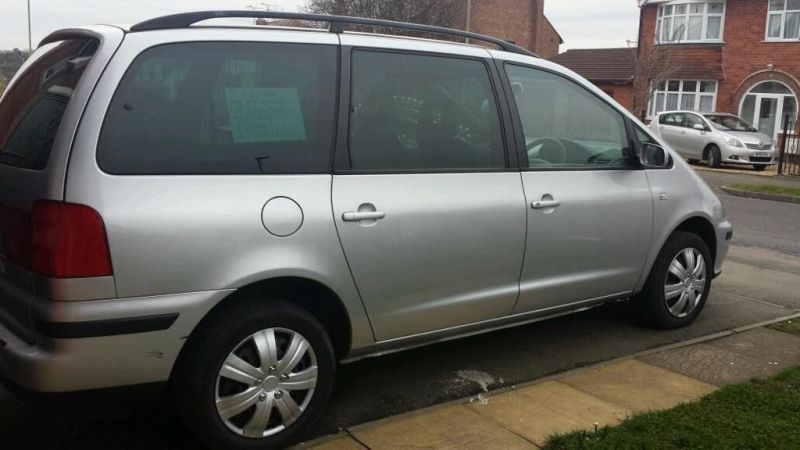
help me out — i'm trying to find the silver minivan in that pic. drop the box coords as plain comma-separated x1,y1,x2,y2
0,12,732,449
649,111,776,171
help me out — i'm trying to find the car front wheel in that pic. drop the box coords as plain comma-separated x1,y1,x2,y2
635,231,712,329
706,146,721,168
173,299,335,449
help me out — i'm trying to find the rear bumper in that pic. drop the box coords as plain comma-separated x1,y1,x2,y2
0,289,229,393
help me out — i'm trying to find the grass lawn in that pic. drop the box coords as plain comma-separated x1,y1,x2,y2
731,183,800,198
769,319,800,337
544,366,800,450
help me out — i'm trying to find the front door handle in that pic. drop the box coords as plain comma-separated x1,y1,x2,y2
342,211,386,222
680,130,687,135
531,200,561,209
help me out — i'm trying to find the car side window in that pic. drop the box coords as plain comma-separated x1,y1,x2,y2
348,50,506,171
505,64,633,169
684,114,706,130
659,113,673,125
98,42,337,175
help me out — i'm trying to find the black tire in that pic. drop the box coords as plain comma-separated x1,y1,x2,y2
635,231,713,329
753,165,767,171
706,145,721,168
172,299,335,450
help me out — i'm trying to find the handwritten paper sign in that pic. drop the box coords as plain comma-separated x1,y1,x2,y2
224,87,307,143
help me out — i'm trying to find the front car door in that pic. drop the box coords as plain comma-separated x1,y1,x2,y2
657,112,688,155
332,42,527,341
501,61,653,314
679,113,709,159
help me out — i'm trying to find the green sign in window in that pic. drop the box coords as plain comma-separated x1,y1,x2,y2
224,87,307,143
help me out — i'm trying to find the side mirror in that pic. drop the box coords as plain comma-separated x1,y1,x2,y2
693,123,706,131
641,143,669,168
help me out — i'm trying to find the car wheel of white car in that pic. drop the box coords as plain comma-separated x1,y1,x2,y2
706,146,721,168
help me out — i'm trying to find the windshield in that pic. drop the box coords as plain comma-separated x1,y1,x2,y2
704,115,758,132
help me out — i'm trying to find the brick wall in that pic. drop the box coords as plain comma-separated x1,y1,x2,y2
537,18,562,59
637,0,800,121
597,82,635,112
465,0,560,56
470,0,537,49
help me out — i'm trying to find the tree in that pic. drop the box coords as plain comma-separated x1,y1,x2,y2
632,19,686,120
303,0,467,37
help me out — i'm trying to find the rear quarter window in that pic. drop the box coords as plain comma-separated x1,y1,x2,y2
97,42,337,175
0,39,97,170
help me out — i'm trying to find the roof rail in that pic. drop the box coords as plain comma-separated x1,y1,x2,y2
129,10,537,57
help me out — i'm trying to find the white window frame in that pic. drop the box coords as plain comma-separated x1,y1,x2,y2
765,0,800,41
647,79,718,118
655,1,726,44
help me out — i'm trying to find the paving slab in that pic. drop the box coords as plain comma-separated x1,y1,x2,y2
715,260,800,310
709,327,800,369
640,343,775,386
467,380,628,446
351,404,536,449
559,360,716,414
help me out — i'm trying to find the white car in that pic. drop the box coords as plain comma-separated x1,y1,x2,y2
649,111,776,171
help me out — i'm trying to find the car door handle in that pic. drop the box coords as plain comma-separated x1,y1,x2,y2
342,211,386,222
680,130,687,135
531,200,561,209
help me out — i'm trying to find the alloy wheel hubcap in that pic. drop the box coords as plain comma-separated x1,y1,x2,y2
215,327,318,439
664,248,706,318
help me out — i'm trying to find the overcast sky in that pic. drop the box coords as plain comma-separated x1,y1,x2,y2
1,0,641,52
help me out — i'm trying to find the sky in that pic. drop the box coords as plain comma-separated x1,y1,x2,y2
0,0,641,52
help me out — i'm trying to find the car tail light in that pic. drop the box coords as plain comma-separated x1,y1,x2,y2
29,201,113,278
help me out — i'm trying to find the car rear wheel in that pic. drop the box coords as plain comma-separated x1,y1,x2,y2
753,165,767,171
173,299,335,449
706,146,721,168
635,231,712,329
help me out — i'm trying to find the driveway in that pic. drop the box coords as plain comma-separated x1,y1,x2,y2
2,169,799,448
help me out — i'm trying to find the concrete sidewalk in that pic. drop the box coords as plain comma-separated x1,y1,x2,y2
300,317,800,449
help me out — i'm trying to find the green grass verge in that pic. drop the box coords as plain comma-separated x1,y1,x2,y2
544,366,800,450
731,183,800,198
769,319,800,337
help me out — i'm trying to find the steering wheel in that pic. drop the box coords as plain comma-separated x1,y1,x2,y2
526,137,568,165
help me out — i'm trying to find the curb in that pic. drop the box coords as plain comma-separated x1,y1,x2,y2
692,165,777,177
295,311,800,449
721,185,800,204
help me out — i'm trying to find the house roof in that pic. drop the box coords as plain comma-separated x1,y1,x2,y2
549,48,636,82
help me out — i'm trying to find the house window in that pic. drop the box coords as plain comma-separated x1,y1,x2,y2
648,80,718,117
766,0,800,40
656,2,725,43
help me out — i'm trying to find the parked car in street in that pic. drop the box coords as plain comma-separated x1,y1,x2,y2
649,111,776,171
0,11,732,449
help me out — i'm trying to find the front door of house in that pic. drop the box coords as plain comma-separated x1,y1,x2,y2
754,95,781,138
740,82,798,140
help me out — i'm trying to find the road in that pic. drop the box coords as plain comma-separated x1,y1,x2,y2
1,169,799,449
698,169,800,256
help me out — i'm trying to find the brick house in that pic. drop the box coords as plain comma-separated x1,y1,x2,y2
549,48,637,111
637,0,800,139
462,0,563,58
